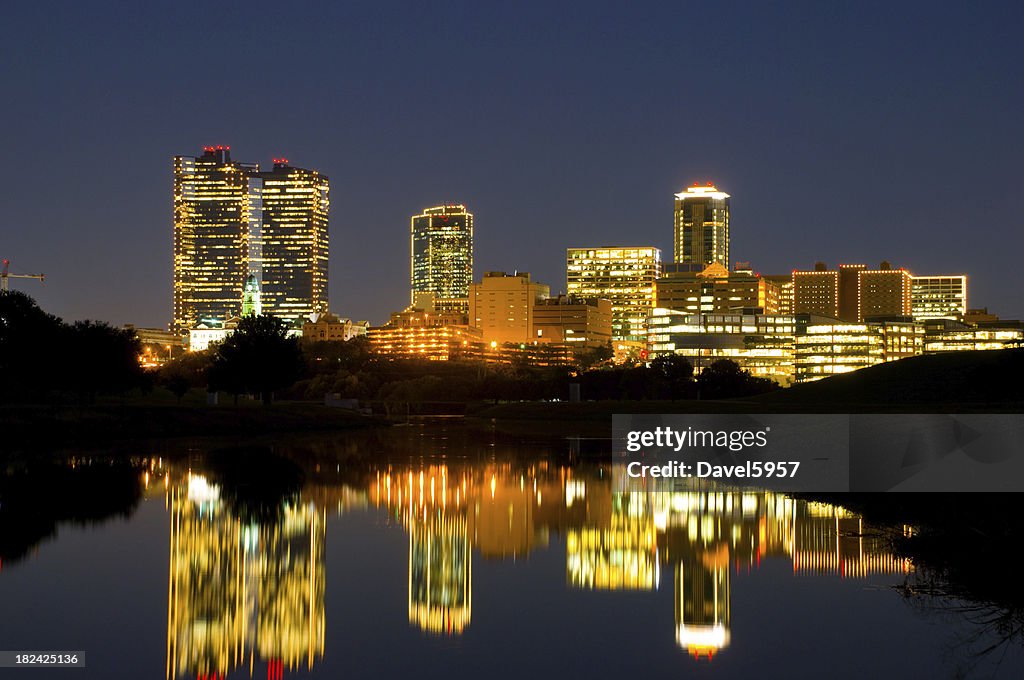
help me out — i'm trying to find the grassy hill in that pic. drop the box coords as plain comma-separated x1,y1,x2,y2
758,348,1024,409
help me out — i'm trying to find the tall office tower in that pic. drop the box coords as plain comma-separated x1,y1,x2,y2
468,272,550,345
673,184,730,266
257,159,330,326
566,247,662,341
172,146,260,334
411,205,474,315
911,275,967,320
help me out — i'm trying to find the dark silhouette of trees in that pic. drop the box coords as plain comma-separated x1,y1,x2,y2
208,314,304,405
61,320,145,402
649,354,695,397
159,350,214,402
696,359,778,399
1,292,143,403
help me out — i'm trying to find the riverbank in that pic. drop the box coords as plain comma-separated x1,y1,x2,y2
0,402,384,453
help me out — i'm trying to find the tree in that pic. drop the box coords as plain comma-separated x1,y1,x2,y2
697,359,779,399
577,342,614,371
649,354,695,398
208,315,304,405
0,291,63,400
159,350,214,403
61,320,144,402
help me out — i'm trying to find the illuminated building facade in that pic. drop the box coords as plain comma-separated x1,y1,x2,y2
646,311,816,385
411,205,474,315
469,272,550,345
673,185,730,266
368,305,482,360
301,313,369,342
763,275,794,315
859,265,912,320
172,146,260,334
792,266,840,319
794,262,912,322
911,275,967,320
256,160,329,326
187,316,240,352
654,263,781,315
533,295,613,347
794,320,923,382
923,319,1024,352
566,247,662,341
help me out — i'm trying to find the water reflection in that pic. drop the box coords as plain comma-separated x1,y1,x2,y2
364,462,910,661
165,473,326,679
5,455,917,679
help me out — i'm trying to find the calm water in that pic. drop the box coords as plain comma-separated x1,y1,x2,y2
1,423,1021,679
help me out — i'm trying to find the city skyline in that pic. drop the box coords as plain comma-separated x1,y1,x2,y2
3,2,1021,328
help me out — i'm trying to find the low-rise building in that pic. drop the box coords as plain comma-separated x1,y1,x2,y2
188,317,241,352
302,314,370,342
368,305,481,361
923,319,1024,352
794,319,923,383
532,295,613,348
654,263,781,316
646,311,826,386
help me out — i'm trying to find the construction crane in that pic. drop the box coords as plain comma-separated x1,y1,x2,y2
1,259,45,292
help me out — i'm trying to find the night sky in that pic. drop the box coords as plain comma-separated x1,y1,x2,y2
2,1,1021,327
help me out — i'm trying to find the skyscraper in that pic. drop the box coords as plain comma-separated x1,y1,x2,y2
566,247,662,341
172,146,260,334
411,205,474,315
173,148,330,335
257,159,330,326
674,184,730,266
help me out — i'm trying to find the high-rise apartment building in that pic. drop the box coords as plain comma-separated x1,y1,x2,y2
468,272,550,345
566,247,662,341
172,146,261,334
411,205,474,315
173,147,330,334
911,275,967,320
673,185,730,266
257,159,330,326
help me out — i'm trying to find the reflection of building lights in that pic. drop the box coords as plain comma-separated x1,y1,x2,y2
186,474,220,505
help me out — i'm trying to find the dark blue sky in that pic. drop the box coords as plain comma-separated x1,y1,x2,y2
2,1,1022,326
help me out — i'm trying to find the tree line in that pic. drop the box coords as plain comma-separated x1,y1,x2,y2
0,291,145,403
1,291,779,407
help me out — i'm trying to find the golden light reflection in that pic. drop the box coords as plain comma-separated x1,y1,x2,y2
151,458,911,669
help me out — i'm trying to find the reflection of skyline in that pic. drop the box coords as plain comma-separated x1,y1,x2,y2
369,464,911,659
165,473,325,679
151,458,911,674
